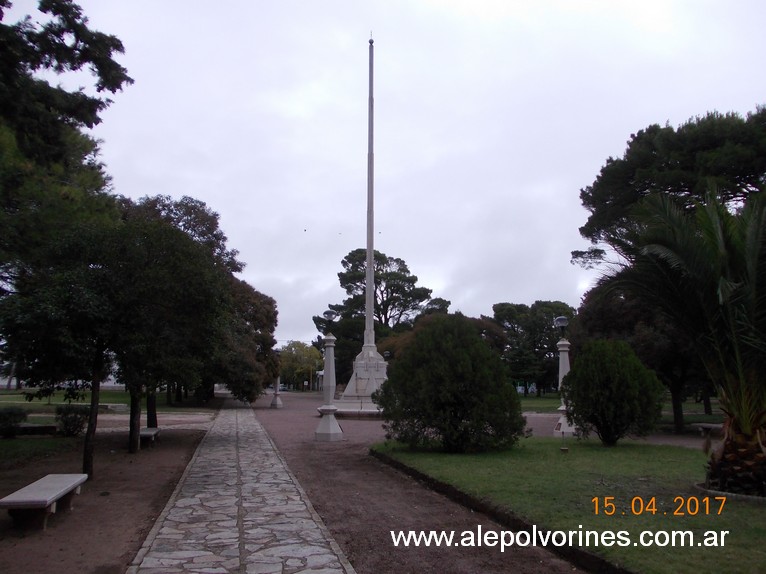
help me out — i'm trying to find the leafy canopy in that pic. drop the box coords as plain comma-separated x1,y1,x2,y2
574,108,766,267
336,248,434,328
313,248,448,384
0,0,133,164
490,300,575,394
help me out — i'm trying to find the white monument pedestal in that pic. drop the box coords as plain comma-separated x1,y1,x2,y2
554,406,577,437
335,344,386,417
315,404,343,441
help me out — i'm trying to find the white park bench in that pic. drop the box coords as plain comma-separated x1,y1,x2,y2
0,473,88,529
139,427,161,447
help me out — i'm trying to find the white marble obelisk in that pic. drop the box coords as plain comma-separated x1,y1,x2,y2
337,38,387,415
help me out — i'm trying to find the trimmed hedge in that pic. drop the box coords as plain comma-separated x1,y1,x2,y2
0,406,28,438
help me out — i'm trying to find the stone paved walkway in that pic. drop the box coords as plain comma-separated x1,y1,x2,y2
126,399,355,574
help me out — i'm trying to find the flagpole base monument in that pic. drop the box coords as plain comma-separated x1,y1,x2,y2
335,344,387,416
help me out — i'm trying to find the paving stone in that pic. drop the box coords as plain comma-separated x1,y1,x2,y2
126,398,354,574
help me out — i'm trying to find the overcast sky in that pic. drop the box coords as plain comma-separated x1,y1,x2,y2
9,1,766,344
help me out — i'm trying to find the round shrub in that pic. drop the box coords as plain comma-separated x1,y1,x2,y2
561,339,664,446
55,404,90,437
373,313,525,453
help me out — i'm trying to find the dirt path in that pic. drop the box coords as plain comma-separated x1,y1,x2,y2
253,392,578,574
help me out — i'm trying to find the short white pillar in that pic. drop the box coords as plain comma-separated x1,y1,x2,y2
316,334,343,441
554,338,576,436
270,376,283,409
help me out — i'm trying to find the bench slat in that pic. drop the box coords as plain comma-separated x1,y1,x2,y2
0,474,88,509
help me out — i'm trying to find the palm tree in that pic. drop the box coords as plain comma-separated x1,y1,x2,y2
608,192,766,495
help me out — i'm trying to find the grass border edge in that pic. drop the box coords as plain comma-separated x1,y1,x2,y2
368,447,636,574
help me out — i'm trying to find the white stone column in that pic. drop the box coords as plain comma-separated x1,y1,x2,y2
316,334,343,441
554,338,576,436
270,375,282,409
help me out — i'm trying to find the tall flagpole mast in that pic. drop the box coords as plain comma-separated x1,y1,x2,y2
337,36,388,413
364,37,375,348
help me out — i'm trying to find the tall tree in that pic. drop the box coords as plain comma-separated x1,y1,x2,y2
0,219,116,476
106,209,222,451
313,249,447,384
127,195,243,273
573,108,766,268
335,248,435,329
0,0,131,476
491,300,575,395
279,341,321,390
207,275,278,403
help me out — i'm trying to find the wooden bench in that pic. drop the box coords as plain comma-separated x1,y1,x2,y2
0,473,88,529
140,427,161,447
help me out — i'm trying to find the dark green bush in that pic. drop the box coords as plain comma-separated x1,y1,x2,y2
55,404,90,437
561,339,664,446
0,406,28,438
373,313,526,453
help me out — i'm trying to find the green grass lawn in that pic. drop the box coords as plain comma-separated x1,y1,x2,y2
518,394,563,413
0,388,208,414
374,438,765,574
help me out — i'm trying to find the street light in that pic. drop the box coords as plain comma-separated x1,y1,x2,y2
323,309,338,322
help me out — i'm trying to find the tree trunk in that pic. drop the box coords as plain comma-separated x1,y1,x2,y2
166,382,173,406
707,426,766,496
83,377,100,478
702,386,713,415
147,387,158,428
669,380,685,434
128,387,141,453
83,349,105,479
175,381,183,403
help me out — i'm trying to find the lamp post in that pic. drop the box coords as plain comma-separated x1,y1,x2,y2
315,332,343,441
270,349,283,409
553,316,575,436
